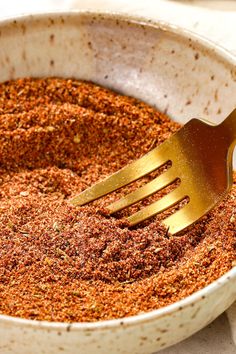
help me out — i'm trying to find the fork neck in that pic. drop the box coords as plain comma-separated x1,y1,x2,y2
219,108,236,148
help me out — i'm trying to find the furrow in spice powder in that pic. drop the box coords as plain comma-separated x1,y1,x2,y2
0,78,235,322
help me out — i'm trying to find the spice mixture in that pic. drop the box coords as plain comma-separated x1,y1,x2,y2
0,78,235,322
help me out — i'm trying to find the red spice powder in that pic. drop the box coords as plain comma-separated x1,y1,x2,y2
0,78,235,322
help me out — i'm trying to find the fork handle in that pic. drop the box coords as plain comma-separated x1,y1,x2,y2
220,108,236,147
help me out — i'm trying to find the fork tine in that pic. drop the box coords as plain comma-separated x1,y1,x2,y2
163,199,210,235
162,203,196,235
127,185,185,226
70,141,170,206
107,167,176,214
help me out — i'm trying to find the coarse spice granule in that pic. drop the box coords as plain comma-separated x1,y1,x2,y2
0,78,235,322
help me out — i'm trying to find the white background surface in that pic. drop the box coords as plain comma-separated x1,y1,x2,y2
0,1,236,353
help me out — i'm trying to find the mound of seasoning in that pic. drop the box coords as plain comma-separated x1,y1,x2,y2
0,78,235,322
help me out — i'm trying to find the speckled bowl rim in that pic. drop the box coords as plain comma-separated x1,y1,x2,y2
0,10,235,331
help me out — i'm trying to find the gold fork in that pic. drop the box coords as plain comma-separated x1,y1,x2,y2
70,109,236,235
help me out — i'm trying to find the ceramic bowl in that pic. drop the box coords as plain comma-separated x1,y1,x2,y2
0,11,235,354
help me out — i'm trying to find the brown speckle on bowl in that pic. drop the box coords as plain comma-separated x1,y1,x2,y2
140,336,147,341
50,34,55,44
150,56,154,64
66,324,72,332
191,307,201,319
49,18,55,26
230,69,236,81
160,329,168,333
